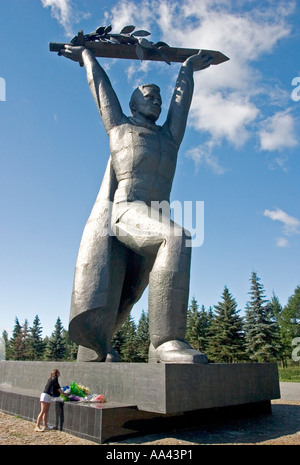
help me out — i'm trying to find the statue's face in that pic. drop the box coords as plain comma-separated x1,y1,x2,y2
132,86,162,122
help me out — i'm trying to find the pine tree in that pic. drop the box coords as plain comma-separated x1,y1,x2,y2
119,315,138,362
185,297,200,348
267,293,282,321
135,310,150,362
266,294,285,366
185,297,212,352
244,272,280,362
111,326,126,358
280,286,300,366
28,315,45,360
44,317,66,361
62,329,78,361
207,286,245,363
22,319,32,360
282,285,300,338
9,317,25,360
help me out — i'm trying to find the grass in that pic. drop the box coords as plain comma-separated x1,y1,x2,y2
278,366,300,382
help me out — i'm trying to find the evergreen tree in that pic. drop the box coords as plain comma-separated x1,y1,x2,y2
119,315,138,362
266,294,285,366
282,285,300,338
43,335,50,354
62,329,78,361
135,310,150,362
207,286,245,363
185,297,212,352
280,286,300,366
266,293,282,321
22,319,32,360
185,297,200,348
244,272,281,362
9,317,25,360
28,315,45,360
111,326,126,358
44,317,66,361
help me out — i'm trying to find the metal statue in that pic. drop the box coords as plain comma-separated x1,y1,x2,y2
52,26,228,363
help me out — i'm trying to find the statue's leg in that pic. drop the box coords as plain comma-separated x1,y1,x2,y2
71,237,128,362
113,250,154,333
112,202,208,364
104,250,153,362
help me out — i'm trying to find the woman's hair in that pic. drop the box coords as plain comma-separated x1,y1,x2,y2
50,369,60,378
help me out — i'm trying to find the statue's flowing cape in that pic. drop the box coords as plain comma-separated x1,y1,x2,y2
69,157,127,359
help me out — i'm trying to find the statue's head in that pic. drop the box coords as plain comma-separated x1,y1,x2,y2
129,84,162,122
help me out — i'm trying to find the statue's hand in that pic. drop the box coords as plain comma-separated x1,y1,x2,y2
184,50,213,71
59,44,86,62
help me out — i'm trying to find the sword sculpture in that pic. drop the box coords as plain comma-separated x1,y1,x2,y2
49,24,229,67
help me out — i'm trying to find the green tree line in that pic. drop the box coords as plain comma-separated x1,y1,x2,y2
2,316,78,362
2,272,300,365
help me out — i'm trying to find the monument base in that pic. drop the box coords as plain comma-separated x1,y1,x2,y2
0,361,280,443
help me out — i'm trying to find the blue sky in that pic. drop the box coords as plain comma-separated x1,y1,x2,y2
0,0,299,338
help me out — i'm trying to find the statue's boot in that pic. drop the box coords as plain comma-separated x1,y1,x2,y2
76,345,102,362
148,268,209,364
105,345,120,362
148,340,208,364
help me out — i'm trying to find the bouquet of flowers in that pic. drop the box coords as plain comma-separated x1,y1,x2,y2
77,383,90,396
81,394,105,403
60,382,105,403
60,382,91,401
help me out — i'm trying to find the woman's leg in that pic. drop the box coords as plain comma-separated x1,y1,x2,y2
36,402,50,429
42,402,50,428
36,403,44,428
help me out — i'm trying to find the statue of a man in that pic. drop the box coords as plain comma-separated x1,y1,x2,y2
60,45,212,363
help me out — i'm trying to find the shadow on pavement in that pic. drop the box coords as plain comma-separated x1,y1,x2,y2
110,402,300,445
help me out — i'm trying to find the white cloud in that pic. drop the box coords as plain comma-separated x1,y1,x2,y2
189,91,259,146
186,143,226,175
41,0,90,36
259,110,298,152
264,208,300,235
276,237,289,248
125,61,151,88
107,0,153,33
264,208,300,246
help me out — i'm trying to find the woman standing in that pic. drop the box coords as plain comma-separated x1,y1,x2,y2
35,369,64,431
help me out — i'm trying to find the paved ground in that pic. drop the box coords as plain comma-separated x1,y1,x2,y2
279,382,300,401
0,383,299,446
108,400,300,445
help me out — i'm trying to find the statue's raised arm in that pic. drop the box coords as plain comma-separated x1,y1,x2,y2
60,45,124,133
165,51,213,147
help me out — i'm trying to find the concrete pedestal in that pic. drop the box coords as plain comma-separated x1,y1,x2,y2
0,361,280,443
